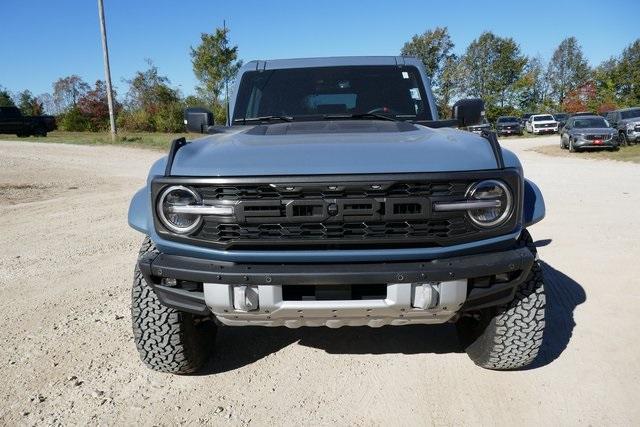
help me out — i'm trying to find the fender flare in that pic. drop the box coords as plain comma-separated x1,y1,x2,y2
523,178,545,227
128,187,150,234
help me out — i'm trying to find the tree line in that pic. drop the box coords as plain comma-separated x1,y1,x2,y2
402,28,640,121
1,26,638,131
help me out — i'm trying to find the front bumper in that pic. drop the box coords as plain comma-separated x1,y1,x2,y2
574,137,617,148
138,245,535,327
532,126,557,134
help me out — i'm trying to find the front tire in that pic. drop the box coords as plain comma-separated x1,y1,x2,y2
456,231,546,370
619,131,629,146
131,237,216,374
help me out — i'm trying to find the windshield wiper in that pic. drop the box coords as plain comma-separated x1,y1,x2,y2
233,115,293,124
323,113,398,122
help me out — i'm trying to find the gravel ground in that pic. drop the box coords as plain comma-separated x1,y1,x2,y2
0,136,639,426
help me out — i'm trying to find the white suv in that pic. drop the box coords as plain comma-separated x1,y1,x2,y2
526,114,558,134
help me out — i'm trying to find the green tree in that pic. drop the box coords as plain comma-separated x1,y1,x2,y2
53,75,89,112
0,87,15,107
190,26,242,123
16,90,43,116
459,32,527,108
120,61,185,132
616,39,640,106
546,37,590,105
514,56,550,113
401,27,458,114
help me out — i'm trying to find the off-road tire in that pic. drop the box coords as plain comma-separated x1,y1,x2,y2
456,230,546,370
131,237,216,374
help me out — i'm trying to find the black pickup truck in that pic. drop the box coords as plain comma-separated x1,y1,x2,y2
0,106,57,137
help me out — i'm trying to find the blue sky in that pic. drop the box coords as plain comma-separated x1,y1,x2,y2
1,0,638,98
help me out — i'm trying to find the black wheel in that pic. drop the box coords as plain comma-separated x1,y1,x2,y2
34,126,47,137
569,138,576,152
456,230,546,370
131,237,216,374
619,131,629,146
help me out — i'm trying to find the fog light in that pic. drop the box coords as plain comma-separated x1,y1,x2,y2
411,283,439,309
233,286,259,312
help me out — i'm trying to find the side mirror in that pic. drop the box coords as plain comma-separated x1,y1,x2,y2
452,98,485,127
184,107,214,133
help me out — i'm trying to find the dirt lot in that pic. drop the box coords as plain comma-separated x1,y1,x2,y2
1,136,639,426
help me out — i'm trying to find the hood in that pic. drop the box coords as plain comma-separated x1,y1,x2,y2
170,120,501,176
619,118,640,126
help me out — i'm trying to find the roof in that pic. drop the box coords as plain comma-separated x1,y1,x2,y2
239,56,423,71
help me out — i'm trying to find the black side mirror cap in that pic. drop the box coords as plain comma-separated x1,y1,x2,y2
184,107,214,133
452,98,485,127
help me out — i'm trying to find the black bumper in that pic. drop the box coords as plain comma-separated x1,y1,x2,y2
139,246,535,315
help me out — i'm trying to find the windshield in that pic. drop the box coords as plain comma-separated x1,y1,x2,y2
533,115,554,121
497,117,518,123
554,114,568,120
232,65,432,122
573,117,609,128
620,109,640,120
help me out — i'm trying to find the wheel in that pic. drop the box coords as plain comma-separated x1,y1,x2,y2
569,138,576,152
34,126,47,137
131,237,216,374
560,137,565,149
456,230,546,370
619,131,629,146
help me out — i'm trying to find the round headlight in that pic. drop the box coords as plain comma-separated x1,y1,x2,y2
157,185,202,234
466,180,513,228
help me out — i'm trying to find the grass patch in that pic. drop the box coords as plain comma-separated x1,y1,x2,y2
531,144,640,164
0,131,203,151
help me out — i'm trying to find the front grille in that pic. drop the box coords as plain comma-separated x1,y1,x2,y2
585,134,609,140
198,217,471,244
153,172,521,250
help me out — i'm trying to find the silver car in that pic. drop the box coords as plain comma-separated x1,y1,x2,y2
560,115,618,152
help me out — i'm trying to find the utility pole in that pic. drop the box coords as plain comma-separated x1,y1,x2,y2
97,0,117,140
224,20,230,126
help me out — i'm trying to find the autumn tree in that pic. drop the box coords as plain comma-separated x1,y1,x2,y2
77,80,120,131
16,90,43,116
615,39,640,106
546,37,590,105
52,75,90,112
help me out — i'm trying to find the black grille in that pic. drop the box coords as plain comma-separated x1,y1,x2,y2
585,134,609,140
152,172,521,250
197,217,471,244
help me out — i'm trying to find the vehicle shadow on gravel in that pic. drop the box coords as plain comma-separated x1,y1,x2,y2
527,261,586,369
203,324,461,374
201,261,585,374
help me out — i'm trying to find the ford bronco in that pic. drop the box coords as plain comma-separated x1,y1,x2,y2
128,56,546,374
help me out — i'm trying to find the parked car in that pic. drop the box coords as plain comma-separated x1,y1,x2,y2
605,107,640,146
525,114,558,134
560,115,618,152
466,117,491,134
495,116,523,136
552,113,569,130
520,113,533,129
128,56,546,374
0,106,56,137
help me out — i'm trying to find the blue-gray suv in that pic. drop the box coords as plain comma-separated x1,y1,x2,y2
128,56,546,374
